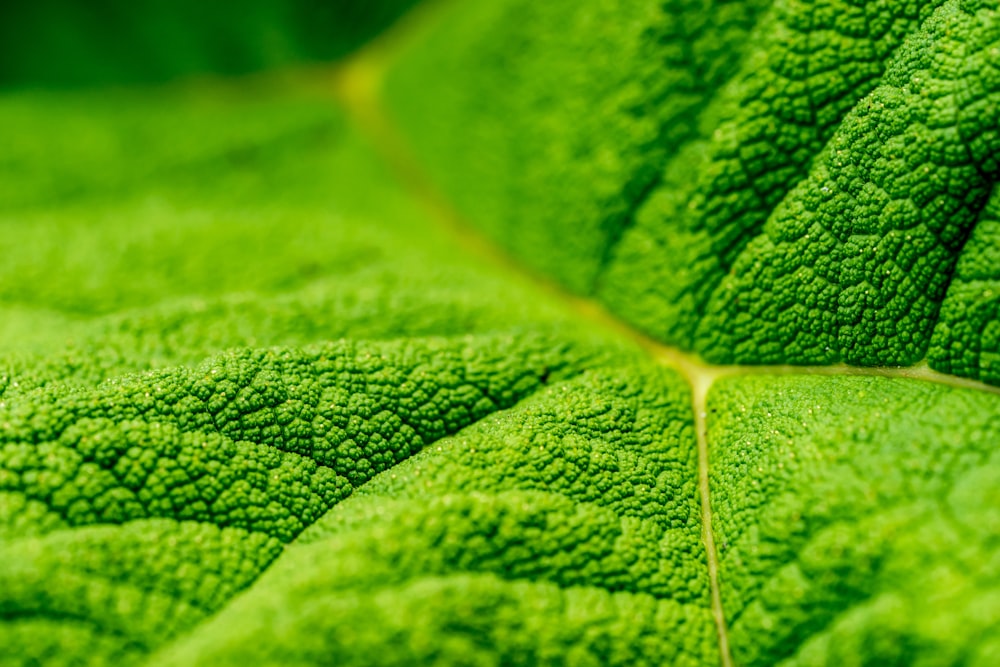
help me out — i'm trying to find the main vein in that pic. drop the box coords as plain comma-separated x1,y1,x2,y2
328,7,1000,666
689,367,733,667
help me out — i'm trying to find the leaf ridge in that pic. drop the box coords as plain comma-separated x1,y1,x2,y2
597,0,949,347
1,332,599,662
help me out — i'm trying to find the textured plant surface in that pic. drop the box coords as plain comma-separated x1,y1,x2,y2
2,1,1000,665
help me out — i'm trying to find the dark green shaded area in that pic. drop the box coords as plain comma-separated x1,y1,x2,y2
0,0,418,88
709,374,1000,665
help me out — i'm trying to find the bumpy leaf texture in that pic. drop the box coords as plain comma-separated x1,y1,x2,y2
2,1,1000,666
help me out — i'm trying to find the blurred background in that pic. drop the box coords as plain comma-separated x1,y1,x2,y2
0,0,419,88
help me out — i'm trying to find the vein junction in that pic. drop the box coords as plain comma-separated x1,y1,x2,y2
329,10,1000,666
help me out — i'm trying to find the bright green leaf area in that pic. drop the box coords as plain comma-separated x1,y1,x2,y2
710,375,1000,666
2,0,1000,666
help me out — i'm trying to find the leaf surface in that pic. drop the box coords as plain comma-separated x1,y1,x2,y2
3,1,1000,666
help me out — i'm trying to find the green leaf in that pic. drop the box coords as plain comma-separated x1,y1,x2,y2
2,1,1000,666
